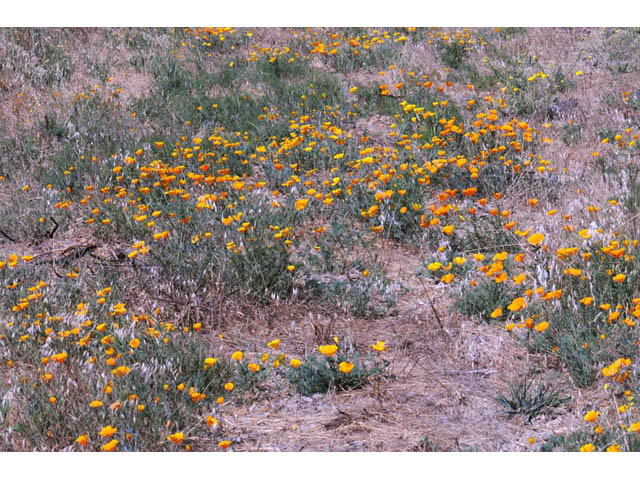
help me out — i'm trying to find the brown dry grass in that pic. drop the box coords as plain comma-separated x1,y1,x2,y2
0,28,154,141
209,259,583,452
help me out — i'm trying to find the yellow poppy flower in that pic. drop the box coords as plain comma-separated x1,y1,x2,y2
339,362,354,374
534,321,549,332
99,425,117,437
231,351,243,361
295,198,309,211
613,273,626,283
507,297,526,312
204,357,217,367
51,352,68,363
101,439,118,451
527,232,544,246
248,363,260,373
318,344,338,357
441,273,454,284
442,225,454,236
584,410,599,422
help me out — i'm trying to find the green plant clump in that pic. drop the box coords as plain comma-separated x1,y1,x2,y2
496,377,568,423
286,350,387,397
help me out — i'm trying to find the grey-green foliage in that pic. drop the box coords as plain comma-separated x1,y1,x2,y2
286,351,387,396
496,377,568,423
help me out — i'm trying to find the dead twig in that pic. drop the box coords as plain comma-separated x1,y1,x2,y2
47,216,58,239
146,295,189,307
0,228,16,242
439,369,496,377
418,277,453,342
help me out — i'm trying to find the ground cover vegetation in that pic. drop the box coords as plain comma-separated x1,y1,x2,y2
2,27,640,451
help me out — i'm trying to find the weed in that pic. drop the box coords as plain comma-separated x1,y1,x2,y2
285,349,387,397
496,377,568,423
412,435,439,452
540,427,640,452
551,69,576,93
603,28,640,74
561,122,582,146
436,39,468,70
455,279,521,323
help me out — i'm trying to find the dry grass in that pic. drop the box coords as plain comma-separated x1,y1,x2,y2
216,286,583,452
182,239,583,452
